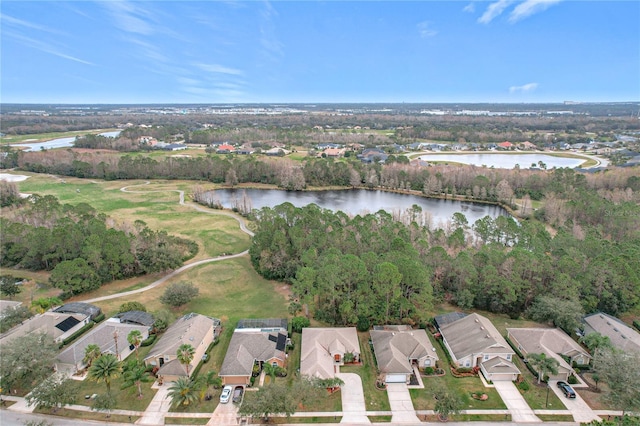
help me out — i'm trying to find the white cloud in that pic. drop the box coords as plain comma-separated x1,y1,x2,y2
509,82,539,93
463,3,476,13
478,0,514,24
0,14,64,35
4,30,94,65
193,63,244,76
102,0,154,35
417,21,437,38
509,0,563,23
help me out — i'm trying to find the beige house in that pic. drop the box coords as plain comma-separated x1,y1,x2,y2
56,320,148,374
370,326,438,384
219,319,288,386
0,311,90,345
144,313,221,382
582,312,640,354
438,313,520,382
507,328,591,381
300,327,360,380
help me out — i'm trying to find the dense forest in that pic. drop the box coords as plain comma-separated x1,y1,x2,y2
249,201,639,327
0,195,197,297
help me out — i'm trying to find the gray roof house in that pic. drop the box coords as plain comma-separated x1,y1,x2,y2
115,310,155,328
300,327,360,380
507,328,591,381
439,313,520,381
370,326,438,384
54,302,101,321
0,311,90,345
220,321,288,386
582,312,640,354
144,313,221,381
56,320,149,374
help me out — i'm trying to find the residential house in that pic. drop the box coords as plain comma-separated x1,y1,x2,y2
507,328,591,381
370,325,438,384
322,147,346,158
358,148,388,163
0,300,22,319
582,313,640,354
519,141,537,150
219,319,288,386
300,327,360,380
144,313,221,382
161,143,187,151
56,319,149,374
438,313,520,381
0,311,90,345
497,141,514,150
216,143,235,154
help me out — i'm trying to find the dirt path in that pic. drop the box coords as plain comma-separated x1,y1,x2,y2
80,182,254,303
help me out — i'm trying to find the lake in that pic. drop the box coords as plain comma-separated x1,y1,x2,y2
15,130,122,152
419,153,585,169
206,188,508,227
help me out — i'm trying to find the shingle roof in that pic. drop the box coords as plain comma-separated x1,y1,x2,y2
0,311,87,344
219,331,287,376
583,313,640,354
507,328,591,371
300,328,360,380
434,312,468,329
439,313,513,360
144,313,217,362
57,321,148,367
370,328,438,375
481,356,520,375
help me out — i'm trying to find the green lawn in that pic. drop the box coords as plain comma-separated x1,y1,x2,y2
340,331,390,411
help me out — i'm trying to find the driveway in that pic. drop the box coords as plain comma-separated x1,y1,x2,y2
386,383,420,423
208,399,239,425
137,385,172,425
549,381,601,423
493,381,541,423
336,373,370,424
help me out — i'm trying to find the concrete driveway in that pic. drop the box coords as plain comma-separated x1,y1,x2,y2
208,398,239,425
549,381,601,423
336,373,370,424
493,381,541,423
386,383,420,423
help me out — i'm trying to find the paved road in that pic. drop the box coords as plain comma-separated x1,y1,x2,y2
493,381,542,423
386,383,421,423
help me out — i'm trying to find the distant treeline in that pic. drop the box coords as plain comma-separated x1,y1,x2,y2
0,195,197,297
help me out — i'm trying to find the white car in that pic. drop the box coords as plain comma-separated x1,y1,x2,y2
220,385,233,403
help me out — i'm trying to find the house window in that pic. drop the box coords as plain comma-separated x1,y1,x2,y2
483,355,489,361
272,362,278,367
334,354,341,362
506,354,512,361
465,360,471,367
425,359,431,367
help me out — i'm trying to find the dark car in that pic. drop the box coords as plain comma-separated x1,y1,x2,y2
557,381,576,398
232,386,244,403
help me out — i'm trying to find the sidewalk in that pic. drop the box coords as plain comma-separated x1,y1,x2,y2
136,384,171,425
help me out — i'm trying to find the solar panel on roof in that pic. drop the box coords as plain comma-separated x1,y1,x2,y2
268,334,277,342
55,316,81,332
276,333,287,351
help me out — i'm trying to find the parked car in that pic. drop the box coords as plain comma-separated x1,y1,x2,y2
220,385,233,403
557,381,576,398
232,386,244,403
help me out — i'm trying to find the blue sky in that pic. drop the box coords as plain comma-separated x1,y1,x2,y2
1,1,639,104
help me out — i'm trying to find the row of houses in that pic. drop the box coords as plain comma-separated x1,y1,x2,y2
3,298,638,389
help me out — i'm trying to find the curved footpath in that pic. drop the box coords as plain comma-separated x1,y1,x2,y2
81,181,254,304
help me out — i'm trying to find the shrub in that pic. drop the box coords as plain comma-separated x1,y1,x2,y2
118,302,146,313
568,374,579,385
291,316,310,333
634,320,640,332
141,334,157,347
160,281,199,307
518,380,530,391
356,315,370,332
424,367,435,375
92,313,105,323
456,367,473,374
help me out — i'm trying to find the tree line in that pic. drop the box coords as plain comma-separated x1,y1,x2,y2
249,201,639,327
0,195,197,296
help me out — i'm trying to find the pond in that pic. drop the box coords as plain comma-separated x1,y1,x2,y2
419,153,586,169
205,188,508,226
15,130,122,152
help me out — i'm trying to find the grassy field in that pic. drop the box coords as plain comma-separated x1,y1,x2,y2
34,407,139,423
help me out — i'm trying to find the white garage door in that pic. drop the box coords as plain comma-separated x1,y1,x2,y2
385,374,407,383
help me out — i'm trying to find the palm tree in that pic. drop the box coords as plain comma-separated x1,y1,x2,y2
122,360,152,399
88,354,121,393
176,343,195,377
528,353,559,384
127,330,143,360
202,370,222,400
83,344,102,368
262,363,277,385
168,376,203,407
